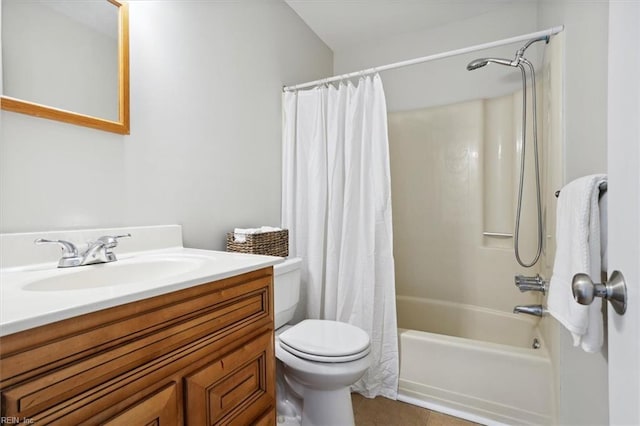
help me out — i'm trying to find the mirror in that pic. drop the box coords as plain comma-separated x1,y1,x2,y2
1,0,129,134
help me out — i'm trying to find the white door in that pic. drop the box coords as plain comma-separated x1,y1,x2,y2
607,2,640,425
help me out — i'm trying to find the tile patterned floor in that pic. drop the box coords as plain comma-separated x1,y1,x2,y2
351,394,481,426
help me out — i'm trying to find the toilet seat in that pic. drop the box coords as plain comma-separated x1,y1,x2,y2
280,341,370,362
278,319,370,363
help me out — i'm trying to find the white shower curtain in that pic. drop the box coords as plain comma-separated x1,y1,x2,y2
282,74,399,399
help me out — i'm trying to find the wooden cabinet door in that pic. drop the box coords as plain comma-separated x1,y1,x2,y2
102,383,179,426
185,332,275,425
253,409,276,426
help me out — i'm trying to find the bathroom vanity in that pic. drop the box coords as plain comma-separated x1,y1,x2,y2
0,225,280,425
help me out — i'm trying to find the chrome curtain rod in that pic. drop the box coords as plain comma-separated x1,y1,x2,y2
283,25,564,92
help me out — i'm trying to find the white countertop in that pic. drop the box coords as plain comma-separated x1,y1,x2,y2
0,226,283,336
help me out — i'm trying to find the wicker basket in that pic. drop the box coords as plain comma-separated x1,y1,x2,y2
226,229,289,257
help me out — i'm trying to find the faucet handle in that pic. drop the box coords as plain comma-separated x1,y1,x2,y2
96,233,131,249
514,274,548,294
34,238,78,258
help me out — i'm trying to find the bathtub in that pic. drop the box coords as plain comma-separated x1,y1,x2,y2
396,295,553,425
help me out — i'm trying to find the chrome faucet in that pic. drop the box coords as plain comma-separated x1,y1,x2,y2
81,234,131,265
514,274,548,294
35,234,131,268
513,304,546,317
34,238,81,267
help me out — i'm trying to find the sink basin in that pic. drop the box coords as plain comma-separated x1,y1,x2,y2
22,256,206,291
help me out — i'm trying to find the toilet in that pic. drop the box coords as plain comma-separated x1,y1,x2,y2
274,258,372,426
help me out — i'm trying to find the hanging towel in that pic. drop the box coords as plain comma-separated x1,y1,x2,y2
547,174,607,353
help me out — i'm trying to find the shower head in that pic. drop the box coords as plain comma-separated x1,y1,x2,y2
467,35,550,72
466,57,514,71
466,58,490,70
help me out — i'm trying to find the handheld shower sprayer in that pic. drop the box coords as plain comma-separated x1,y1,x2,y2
466,57,513,71
465,35,549,71
466,36,549,268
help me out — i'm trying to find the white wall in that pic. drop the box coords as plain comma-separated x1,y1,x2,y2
0,1,332,251
334,2,539,112
538,0,609,182
537,2,610,425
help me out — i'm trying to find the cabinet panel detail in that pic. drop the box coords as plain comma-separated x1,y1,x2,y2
185,332,274,425
102,383,178,426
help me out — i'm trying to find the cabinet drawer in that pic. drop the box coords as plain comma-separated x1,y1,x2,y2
102,383,179,426
185,331,275,425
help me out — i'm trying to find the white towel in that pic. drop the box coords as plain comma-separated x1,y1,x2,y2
547,174,607,353
233,226,282,242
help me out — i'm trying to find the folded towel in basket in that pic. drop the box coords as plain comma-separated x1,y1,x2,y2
233,226,282,243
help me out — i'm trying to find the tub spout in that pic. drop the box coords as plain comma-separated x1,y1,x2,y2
513,304,546,317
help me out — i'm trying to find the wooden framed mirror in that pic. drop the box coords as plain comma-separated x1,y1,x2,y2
1,0,129,134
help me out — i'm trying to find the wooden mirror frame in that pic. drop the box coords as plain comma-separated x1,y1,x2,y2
0,0,130,135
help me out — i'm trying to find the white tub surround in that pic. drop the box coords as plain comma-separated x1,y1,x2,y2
0,225,282,336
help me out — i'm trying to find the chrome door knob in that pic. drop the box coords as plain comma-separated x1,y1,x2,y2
571,270,627,315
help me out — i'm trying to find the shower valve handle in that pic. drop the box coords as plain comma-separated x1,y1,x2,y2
514,274,547,294
571,271,627,315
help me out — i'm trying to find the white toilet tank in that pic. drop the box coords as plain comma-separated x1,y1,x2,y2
274,257,302,329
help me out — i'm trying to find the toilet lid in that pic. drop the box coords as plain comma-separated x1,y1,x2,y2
278,319,370,362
